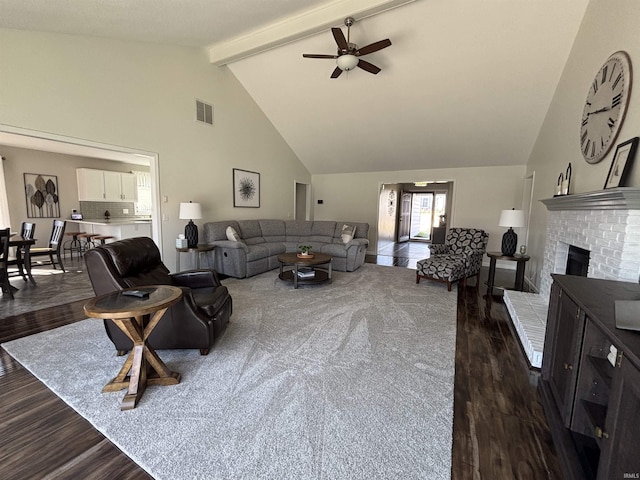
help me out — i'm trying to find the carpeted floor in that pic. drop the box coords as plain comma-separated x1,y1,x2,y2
2,263,457,479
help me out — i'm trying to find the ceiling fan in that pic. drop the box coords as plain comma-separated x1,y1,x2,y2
303,17,392,78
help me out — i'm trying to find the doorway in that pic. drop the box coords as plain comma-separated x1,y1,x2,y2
0,126,161,247
294,181,311,220
377,181,453,267
409,192,447,241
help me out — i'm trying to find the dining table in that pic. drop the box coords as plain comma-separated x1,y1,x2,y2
8,236,37,286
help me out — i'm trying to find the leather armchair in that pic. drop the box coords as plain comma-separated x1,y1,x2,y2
84,237,232,355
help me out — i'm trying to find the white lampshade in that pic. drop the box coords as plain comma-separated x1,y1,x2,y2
499,209,525,228
179,202,202,220
337,54,358,71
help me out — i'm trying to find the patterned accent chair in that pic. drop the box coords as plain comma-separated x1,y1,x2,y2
416,228,489,291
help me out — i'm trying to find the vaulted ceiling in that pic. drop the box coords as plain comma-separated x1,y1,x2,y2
0,0,589,174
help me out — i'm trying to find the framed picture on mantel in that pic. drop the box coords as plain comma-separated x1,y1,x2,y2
233,168,260,208
604,137,638,189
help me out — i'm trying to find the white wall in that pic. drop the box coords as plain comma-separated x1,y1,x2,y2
525,0,640,288
312,165,526,257
0,28,310,266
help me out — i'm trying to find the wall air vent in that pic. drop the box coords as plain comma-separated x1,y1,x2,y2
196,99,213,125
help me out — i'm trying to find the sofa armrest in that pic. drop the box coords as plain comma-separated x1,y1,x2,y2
210,240,248,252
171,269,221,288
429,244,451,255
344,238,369,249
462,248,486,275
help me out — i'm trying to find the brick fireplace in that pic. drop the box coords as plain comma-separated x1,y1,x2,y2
539,187,640,302
504,187,640,368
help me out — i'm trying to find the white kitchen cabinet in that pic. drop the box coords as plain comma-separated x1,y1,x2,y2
77,168,138,202
119,173,137,201
77,168,106,201
103,171,137,201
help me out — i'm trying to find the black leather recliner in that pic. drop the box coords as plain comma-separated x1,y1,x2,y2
84,237,232,355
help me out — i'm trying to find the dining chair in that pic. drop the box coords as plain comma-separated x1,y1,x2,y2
0,227,14,299
30,220,66,272
6,222,37,282
21,222,36,241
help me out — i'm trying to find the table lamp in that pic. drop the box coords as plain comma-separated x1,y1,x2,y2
179,201,202,248
499,208,525,256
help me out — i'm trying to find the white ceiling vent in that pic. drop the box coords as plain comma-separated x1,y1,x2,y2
196,99,213,125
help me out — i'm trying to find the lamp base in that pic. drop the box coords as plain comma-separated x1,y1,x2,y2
501,228,518,257
184,220,198,248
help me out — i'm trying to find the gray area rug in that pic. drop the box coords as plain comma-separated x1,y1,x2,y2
2,264,457,479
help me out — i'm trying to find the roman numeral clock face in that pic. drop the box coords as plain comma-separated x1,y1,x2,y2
580,51,632,164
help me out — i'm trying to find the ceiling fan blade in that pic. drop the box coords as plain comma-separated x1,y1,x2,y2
330,66,343,78
357,59,381,75
303,54,339,59
356,39,392,56
332,27,348,51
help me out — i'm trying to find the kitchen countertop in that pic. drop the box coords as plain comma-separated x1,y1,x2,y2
68,218,152,226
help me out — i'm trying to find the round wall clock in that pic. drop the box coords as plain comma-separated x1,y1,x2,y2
580,51,632,164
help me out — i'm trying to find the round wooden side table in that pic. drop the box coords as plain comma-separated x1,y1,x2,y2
84,285,182,410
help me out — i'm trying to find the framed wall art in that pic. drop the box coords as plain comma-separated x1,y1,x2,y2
604,137,638,189
233,168,260,208
24,173,61,218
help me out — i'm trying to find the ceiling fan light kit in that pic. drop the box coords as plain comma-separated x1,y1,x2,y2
336,54,358,71
303,17,391,78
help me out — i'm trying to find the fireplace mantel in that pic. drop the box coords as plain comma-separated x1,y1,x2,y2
541,187,640,211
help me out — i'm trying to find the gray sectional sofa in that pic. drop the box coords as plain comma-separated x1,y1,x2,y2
203,219,369,278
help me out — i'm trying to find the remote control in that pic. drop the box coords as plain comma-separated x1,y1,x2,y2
122,290,150,298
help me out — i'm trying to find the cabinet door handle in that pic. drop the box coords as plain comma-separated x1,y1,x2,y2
563,363,573,370
595,426,609,439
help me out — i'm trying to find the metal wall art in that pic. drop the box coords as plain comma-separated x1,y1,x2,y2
233,168,260,208
24,173,61,218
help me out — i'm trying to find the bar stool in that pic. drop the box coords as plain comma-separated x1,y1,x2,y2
63,231,86,259
93,235,115,245
77,233,99,252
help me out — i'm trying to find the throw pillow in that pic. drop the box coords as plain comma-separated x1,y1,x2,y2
226,226,240,242
341,224,356,244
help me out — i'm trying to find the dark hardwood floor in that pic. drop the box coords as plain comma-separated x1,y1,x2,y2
0,248,562,479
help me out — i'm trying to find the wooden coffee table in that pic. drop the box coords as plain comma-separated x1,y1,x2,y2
278,252,332,288
83,285,182,410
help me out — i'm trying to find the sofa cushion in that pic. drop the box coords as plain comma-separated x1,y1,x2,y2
246,242,286,261
238,220,264,245
206,220,239,242
341,224,356,243
320,243,348,258
226,226,241,242
259,219,286,242
285,220,312,237
333,221,369,240
310,221,336,244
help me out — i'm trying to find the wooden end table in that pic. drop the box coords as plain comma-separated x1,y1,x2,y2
83,285,182,410
277,252,332,289
175,244,214,271
486,251,531,295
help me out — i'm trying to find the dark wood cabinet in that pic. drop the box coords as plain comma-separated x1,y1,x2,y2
540,275,640,480
543,283,585,427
